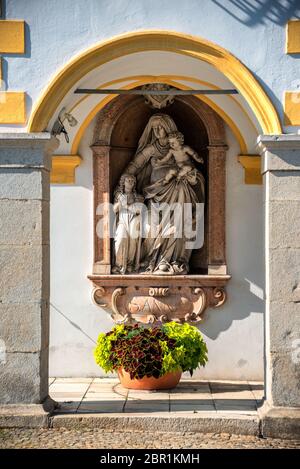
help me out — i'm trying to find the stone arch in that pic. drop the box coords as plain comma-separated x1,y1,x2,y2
28,30,281,135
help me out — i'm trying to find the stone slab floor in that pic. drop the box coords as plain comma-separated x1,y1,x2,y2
1,379,299,448
49,377,263,415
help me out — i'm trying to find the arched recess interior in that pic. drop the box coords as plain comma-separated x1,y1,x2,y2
91,91,227,275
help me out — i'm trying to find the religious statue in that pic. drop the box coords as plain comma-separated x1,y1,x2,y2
113,114,205,275
157,131,204,184
112,174,144,275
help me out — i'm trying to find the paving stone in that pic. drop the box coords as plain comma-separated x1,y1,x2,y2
54,402,80,414
248,382,264,403
50,383,90,393
0,428,298,449
92,378,118,384
51,394,85,402
210,387,254,401
170,392,212,400
78,401,124,413
170,403,216,412
124,401,169,413
88,383,117,392
84,394,126,401
53,378,93,384
127,391,170,401
214,400,257,412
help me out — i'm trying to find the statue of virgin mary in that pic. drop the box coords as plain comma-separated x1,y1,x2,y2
124,113,205,275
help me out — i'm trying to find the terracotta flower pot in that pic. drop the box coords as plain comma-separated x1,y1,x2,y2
118,368,182,390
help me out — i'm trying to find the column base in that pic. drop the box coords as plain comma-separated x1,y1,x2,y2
0,396,56,428
259,402,300,439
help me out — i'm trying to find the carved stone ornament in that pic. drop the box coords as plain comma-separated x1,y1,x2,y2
89,275,229,324
142,83,175,109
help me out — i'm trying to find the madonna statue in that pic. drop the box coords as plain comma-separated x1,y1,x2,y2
121,113,205,275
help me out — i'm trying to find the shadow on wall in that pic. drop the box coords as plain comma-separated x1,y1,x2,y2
201,276,264,341
251,71,284,123
211,0,300,25
50,302,97,346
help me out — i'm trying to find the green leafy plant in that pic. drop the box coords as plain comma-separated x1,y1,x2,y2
94,322,208,379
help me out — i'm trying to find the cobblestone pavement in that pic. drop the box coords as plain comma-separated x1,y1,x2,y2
0,428,299,449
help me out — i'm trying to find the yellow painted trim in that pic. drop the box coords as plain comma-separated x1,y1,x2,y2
0,91,26,123
68,74,259,136
71,78,248,154
51,155,82,184
284,91,300,126
0,20,25,54
28,30,282,134
238,155,262,185
286,20,300,54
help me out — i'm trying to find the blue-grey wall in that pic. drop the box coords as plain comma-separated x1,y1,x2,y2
3,0,300,131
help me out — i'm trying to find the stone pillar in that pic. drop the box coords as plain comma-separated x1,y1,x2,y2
207,144,228,275
0,133,57,407
91,143,111,275
258,135,300,438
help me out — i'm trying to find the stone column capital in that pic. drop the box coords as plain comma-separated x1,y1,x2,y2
0,133,59,171
257,134,300,152
0,132,57,148
257,134,300,174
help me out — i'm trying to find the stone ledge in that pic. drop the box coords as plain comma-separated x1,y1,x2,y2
257,134,300,150
51,413,260,436
89,274,231,324
0,398,55,428
1,404,299,439
0,133,53,147
260,405,300,439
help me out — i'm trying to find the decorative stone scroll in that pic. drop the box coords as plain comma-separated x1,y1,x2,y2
89,275,229,324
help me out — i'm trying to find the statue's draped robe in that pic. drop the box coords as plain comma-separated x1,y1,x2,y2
113,191,144,273
126,114,205,274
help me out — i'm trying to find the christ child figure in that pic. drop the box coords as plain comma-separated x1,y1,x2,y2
158,131,204,184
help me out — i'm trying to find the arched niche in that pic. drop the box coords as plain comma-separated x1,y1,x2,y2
89,87,230,324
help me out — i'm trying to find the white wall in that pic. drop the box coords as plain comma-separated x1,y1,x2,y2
49,121,264,380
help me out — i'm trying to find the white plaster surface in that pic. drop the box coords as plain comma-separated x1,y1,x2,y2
49,52,259,155
49,122,264,380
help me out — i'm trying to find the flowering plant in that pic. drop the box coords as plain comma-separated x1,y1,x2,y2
94,321,208,380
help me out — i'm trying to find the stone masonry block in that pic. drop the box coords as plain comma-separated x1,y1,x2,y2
0,245,50,302
269,248,300,302
0,168,50,200
0,301,49,352
269,201,300,249
0,350,49,404
269,351,300,407
0,148,51,170
0,199,49,245
268,171,300,201
262,149,300,172
268,301,300,354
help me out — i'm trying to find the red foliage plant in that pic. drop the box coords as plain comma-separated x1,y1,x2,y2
108,324,176,379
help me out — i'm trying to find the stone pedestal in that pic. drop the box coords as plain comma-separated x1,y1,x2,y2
0,133,57,406
258,135,300,437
